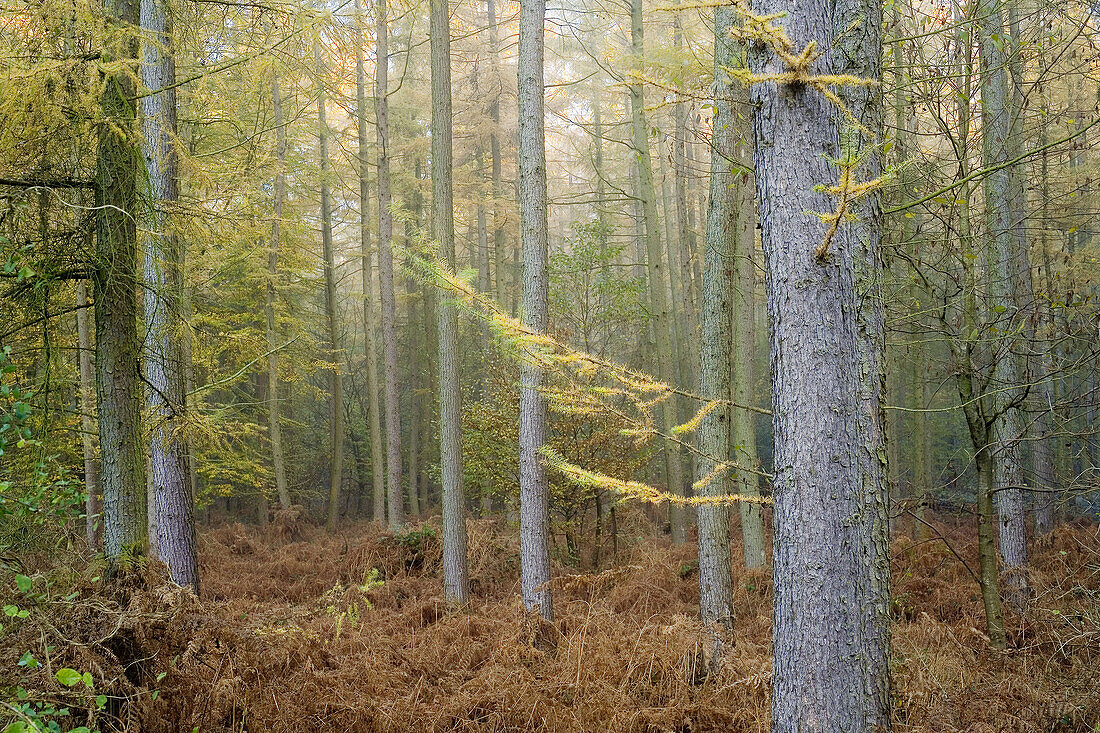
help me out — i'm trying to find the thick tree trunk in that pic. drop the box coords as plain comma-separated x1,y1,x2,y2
356,4,387,524
376,0,404,530
75,281,101,549
431,0,469,607
142,0,198,590
518,0,553,622
750,0,891,727
316,41,345,533
267,74,291,510
629,0,686,543
976,0,1029,608
96,0,146,566
695,0,739,669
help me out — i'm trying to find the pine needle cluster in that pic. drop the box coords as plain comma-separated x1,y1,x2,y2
393,214,772,508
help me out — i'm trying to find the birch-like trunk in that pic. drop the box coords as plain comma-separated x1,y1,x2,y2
750,0,891,725
431,0,469,607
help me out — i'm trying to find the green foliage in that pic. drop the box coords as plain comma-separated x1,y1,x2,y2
549,220,646,359
0,459,85,555
0,346,33,459
393,525,438,567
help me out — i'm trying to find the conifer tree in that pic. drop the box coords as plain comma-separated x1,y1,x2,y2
97,0,147,566
432,0,469,606
748,0,891,726
518,0,553,621
141,0,198,589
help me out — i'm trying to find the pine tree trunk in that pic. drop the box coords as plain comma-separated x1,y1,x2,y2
672,12,698,364
976,0,1029,608
75,281,101,549
629,0,687,543
518,0,553,622
267,74,291,510
316,41,345,533
695,0,739,668
356,4,387,524
96,0,146,566
142,0,198,590
750,0,891,726
728,82,765,569
431,0,469,607
376,0,404,530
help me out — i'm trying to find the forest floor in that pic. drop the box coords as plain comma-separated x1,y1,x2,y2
3,510,1100,732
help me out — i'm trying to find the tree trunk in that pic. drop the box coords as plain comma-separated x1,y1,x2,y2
672,12,698,367
376,0,404,530
431,0,469,607
948,3,1005,647
316,40,345,533
96,0,146,566
729,83,765,569
487,0,507,315
750,0,891,726
695,0,739,668
75,281,101,549
1032,108,1056,537
356,3,387,524
267,74,291,510
976,0,1029,608
142,0,198,590
629,0,686,543
518,0,553,622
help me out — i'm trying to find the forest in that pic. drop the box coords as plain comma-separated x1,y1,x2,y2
0,0,1098,727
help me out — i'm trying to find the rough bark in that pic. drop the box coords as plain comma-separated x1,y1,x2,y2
356,4,387,524
96,0,146,566
518,0,553,621
431,0,469,607
750,0,891,727
629,0,687,543
316,40,345,533
267,74,291,510
376,0,404,530
142,0,198,590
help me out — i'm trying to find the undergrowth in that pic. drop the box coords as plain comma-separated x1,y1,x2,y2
1,514,1098,732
